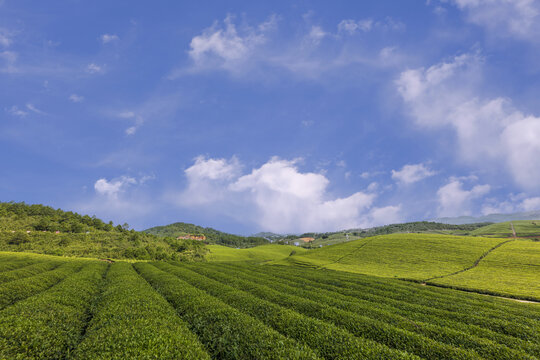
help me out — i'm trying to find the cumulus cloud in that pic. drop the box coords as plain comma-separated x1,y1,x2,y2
94,176,137,199
101,34,119,44
449,0,540,41
392,163,436,185
521,196,540,211
482,194,540,214
75,175,155,225
437,179,490,217
186,15,276,73
174,14,407,79
396,52,540,190
176,156,402,233
69,94,84,103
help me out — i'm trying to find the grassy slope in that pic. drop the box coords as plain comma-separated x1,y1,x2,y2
284,234,503,279
470,220,540,237
206,244,308,262
283,233,540,300
432,239,540,300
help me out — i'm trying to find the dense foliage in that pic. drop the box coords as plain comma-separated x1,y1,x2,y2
0,202,207,261
144,222,270,248
0,252,538,359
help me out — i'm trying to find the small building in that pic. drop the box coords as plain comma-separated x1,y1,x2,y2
177,234,207,241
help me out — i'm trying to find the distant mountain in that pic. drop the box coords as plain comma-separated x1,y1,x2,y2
144,222,269,248
251,232,284,241
434,210,540,225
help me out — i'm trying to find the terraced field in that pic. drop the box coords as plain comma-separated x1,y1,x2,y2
0,252,539,359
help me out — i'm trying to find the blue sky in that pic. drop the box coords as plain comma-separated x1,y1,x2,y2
2,0,540,234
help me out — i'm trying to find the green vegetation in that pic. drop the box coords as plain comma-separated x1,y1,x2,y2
71,262,210,359
0,261,107,359
272,221,492,247
282,233,540,301
282,234,503,278
0,251,538,359
470,220,540,238
0,202,207,261
144,222,270,248
431,239,540,300
206,244,307,262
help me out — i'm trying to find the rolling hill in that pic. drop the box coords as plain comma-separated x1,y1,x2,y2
144,222,269,248
280,233,540,300
0,202,206,261
205,244,308,262
470,220,540,238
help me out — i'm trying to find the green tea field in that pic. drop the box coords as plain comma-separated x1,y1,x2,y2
281,233,540,300
470,220,540,238
0,252,539,359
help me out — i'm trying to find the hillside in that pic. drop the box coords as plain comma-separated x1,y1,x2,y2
144,222,269,248
0,202,206,261
281,233,540,300
205,244,308,262
470,220,540,238
275,221,492,247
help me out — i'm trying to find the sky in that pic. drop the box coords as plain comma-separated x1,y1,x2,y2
2,0,540,234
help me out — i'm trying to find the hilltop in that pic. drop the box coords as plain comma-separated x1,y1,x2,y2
144,222,269,248
262,221,492,247
435,210,540,225
0,202,206,261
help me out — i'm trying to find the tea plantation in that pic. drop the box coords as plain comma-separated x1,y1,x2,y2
0,251,538,359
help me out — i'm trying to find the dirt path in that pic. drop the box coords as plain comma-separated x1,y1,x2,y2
423,239,515,282
510,222,517,238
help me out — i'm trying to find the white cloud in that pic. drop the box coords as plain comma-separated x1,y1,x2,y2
437,179,490,217
86,63,103,74
186,15,274,73
7,105,27,117
186,155,242,181
449,0,540,41
396,52,540,190
76,175,155,225
521,197,540,211
0,29,11,47
308,26,327,44
117,111,144,135
175,14,407,79
94,176,137,199
69,94,84,103
338,19,373,34
392,163,436,185
101,34,119,44
0,50,17,73
176,156,401,233
26,103,45,115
